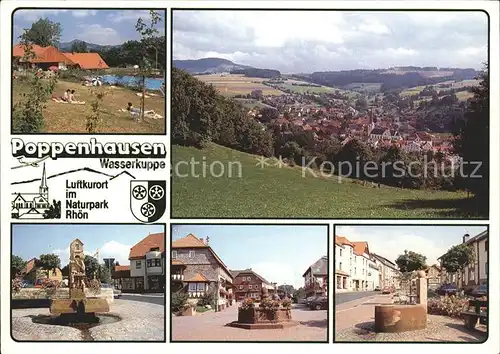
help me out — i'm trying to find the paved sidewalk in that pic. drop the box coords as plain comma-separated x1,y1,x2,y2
172,303,327,341
335,294,487,342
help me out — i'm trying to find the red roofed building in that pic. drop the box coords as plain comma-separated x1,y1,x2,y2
63,52,109,69
171,233,234,310
13,44,109,70
128,232,165,292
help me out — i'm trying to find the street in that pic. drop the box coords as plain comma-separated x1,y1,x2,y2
172,303,327,341
120,293,164,305
335,291,378,305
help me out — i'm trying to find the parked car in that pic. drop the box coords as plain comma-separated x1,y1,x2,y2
471,284,487,298
381,286,392,294
309,296,328,310
437,284,458,296
21,280,34,288
101,283,122,298
305,296,317,306
374,286,381,291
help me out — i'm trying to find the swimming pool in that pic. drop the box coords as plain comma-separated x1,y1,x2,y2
101,75,164,91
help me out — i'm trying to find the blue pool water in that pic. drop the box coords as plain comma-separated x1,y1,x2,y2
101,75,164,91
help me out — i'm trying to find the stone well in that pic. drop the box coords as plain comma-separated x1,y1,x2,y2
229,308,299,329
374,304,427,332
374,270,428,333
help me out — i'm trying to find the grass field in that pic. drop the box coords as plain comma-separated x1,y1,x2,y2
273,79,334,94
194,74,283,97
172,144,480,218
13,79,165,134
344,82,382,93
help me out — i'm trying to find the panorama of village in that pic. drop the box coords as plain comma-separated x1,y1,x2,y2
334,226,488,342
170,225,328,342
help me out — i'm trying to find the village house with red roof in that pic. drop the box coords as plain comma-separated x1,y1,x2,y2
171,233,234,311
112,232,165,292
13,43,109,71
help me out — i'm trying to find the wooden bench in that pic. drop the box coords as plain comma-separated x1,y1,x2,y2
461,299,487,329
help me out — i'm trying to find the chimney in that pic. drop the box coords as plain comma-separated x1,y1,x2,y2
463,233,470,243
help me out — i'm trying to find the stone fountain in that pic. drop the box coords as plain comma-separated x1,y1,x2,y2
374,270,427,333
50,239,109,319
228,286,299,330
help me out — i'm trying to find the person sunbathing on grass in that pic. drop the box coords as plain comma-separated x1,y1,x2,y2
51,89,71,103
68,89,85,105
118,102,163,119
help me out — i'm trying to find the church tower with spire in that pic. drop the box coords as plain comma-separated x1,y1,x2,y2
39,163,48,199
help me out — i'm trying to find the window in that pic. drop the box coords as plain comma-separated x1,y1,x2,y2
172,251,177,259
239,285,243,290
254,285,259,290
52,269,57,275
249,285,253,290
150,247,160,252
188,283,197,292
339,248,343,257
189,251,195,258
154,259,161,267
196,283,205,292
136,261,141,269
147,259,152,267
339,262,342,270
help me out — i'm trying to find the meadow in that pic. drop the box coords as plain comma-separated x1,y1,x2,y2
172,144,479,219
193,74,282,97
13,79,165,134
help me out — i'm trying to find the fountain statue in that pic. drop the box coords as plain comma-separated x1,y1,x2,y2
50,239,109,318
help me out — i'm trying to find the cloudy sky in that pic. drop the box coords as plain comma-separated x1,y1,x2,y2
13,9,165,45
173,10,488,73
336,225,488,266
172,224,328,288
12,224,165,266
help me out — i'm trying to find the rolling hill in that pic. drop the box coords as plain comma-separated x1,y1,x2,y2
172,143,476,219
58,39,121,51
173,57,252,74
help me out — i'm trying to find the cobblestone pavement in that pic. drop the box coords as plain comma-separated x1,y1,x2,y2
12,299,165,341
335,294,487,342
172,303,327,341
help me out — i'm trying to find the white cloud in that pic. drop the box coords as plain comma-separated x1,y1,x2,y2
77,24,122,45
51,240,131,266
15,9,68,22
250,261,305,289
99,240,132,265
72,10,97,18
108,10,154,23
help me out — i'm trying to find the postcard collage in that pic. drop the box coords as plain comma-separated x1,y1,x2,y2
0,0,498,353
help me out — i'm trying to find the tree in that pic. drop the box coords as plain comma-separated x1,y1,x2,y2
71,40,88,53
440,244,475,275
61,264,69,277
99,265,111,284
259,107,279,122
37,254,61,277
355,97,368,112
84,255,100,279
453,66,489,215
395,250,427,273
278,284,295,297
11,255,26,279
21,18,62,47
293,287,306,301
43,200,61,219
135,10,162,121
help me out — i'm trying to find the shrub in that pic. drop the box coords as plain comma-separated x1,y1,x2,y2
240,298,255,310
12,278,22,293
197,289,216,307
171,291,189,313
281,298,292,309
427,295,469,318
259,297,280,311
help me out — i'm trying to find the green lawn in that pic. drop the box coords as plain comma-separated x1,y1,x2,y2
172,144,479,218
